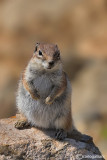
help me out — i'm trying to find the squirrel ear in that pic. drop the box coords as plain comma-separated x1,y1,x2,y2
55,44,58,48
34,42,40,52
55,44,59,51
55,44,60,54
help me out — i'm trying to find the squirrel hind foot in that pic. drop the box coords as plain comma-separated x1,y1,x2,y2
55,129,67,140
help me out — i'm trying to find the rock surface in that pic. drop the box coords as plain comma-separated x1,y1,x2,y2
0,116,104,160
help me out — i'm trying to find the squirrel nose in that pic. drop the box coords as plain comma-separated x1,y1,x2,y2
49,61,54,66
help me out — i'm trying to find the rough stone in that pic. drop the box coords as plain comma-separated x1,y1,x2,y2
0,116,104,160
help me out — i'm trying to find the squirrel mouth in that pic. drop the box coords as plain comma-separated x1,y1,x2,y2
47,66,52,69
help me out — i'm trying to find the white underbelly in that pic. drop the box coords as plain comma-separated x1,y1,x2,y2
33,75,53,98
26,100,64,129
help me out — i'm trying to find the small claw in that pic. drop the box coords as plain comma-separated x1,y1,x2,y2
14,120,30,129
33,97,39,100
31,94,40,100
36,93,40,99
55,129,67,140
45,96,54,105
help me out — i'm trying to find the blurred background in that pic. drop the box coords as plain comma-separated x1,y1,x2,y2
0,0,107,158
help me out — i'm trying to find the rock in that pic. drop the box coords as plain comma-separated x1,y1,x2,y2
0,116,104,160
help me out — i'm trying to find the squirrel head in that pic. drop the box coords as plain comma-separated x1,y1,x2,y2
32,43,61,70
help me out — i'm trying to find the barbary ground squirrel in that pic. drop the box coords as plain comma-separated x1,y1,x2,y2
15,43,92,141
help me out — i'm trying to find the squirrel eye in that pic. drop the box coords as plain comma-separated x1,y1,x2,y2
38,50,42,56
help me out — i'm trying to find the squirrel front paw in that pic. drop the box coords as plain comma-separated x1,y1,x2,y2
45,96,54,105
31,92,40,100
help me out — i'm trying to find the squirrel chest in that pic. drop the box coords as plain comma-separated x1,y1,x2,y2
32,73,59,99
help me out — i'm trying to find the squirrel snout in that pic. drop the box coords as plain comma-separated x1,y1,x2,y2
48,61,54,66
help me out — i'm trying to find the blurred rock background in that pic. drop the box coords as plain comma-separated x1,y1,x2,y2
0,0,107,158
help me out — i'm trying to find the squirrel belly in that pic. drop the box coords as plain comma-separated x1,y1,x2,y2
17,68,72,130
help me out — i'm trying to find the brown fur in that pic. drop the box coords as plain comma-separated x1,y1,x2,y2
64,110,72,131
35,43,60,62
22,71,39,100
54,72,67,98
